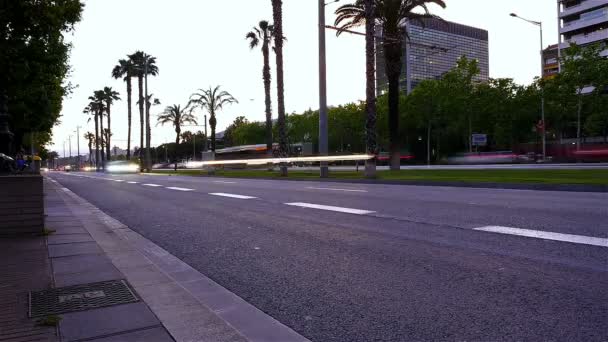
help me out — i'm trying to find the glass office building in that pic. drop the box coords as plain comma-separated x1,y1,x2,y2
376,18,489,95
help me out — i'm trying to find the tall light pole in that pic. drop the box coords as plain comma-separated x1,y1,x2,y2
510,13,546,161
144,55,151,171
68,135,72,161
318,0,338,178
75,125,81,169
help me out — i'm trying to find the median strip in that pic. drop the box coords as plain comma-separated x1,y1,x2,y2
474,226,608,248
307,187,368,193
166,187,194,192
209,193,257,199
285,202,375,215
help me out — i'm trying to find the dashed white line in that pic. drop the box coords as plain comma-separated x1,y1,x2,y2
113,179,125,182
142,183,163,187
307,187,367,193
474,226,608,248
209,193,257,199
166,187,194,192
127,181,138,184
285,202,375,215
213,181,237,184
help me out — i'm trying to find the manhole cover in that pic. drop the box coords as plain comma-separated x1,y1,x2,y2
29,279,138,317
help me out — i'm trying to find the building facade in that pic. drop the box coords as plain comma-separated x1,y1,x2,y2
376,18,489,95
558,0,608,56
543,44,560,78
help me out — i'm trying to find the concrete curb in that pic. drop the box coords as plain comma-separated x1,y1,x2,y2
48,177,309,342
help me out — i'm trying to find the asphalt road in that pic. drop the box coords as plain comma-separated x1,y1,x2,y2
48,171,608,342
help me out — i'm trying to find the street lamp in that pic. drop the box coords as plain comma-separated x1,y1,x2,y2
510,12,546,161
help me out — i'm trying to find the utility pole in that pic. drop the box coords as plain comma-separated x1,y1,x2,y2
75,126,81,169
68,135,72,164
318,0,330,178
63,140,66,159
144,56,151,171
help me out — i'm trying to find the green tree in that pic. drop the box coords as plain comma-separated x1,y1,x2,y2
223,116,249,147
246,20,276,155
189,86,238,152
101,87,120,161
271,0,288,175
112,58,135,159
1,0,83,153
157,104,197,170
335,0,446,170
84,132,95,166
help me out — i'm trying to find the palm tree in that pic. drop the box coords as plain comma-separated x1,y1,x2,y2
91,90,107,169
157,104,197,171
189,86,238,152
102,86,120,161
335,0,446,170
84,132,95,166
112,59,135,160
364,0,377,177
271,0,288,176
246,20,276,155
84,98,104,170
129,51,158,170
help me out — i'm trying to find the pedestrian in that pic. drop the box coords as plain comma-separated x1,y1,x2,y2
15,150,25,171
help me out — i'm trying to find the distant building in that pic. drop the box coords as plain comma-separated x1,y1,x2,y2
376,17,489,95
558,0,608,56
543,44,560,79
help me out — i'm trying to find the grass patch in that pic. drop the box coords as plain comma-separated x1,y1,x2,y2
150,168,608,186
37,315,62,326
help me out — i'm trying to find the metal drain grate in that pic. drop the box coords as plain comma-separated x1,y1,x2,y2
29,279,139,317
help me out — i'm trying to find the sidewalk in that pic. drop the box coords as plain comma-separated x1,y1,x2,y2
37,177,307,342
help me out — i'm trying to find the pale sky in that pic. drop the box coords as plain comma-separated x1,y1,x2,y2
52,0,559,156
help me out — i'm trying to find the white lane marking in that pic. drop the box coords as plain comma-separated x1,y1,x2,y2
474,226,608,248
142,183,163,187
213,181,237,184
285,202,375,215
209,193,257,199
127,181,138,184
166,187,194,192
307,187,367,193
113,179,125,182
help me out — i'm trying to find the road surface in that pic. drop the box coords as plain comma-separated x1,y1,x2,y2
47,171,608,342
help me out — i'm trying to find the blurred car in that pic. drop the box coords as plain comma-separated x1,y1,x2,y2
64,165,72,172
106,161,139,173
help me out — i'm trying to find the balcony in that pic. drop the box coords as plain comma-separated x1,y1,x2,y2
560,0,608,18
560,14,608,33
560,28,608,48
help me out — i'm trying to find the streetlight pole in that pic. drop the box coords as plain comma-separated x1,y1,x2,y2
144,55,151,171
68,135,72,161
318,0,330,178
75,126,81,169
510,13,546,161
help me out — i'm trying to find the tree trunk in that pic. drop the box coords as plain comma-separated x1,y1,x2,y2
384,31,402,171
138,75,144,170
88,143,93,167
364,0,377,179
94,114,100,171
577,94,582,151
99,113,105,170
126,78,132,160
174,131,180,171
262,41,273,156
272,0,288,177
106,103,111,161
210,114,217,152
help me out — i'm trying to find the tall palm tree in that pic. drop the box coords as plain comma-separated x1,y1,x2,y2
157,104,197,171
84,132,95,166
84,98,104,170
91,90,107,169
246,20,276,155
189,86,238,152
271,0,288,176
129,51,158,169
335,0,446,170
112,58,135,160
364,0,377,178
102,86,120,161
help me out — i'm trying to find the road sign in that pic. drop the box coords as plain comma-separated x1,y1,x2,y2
471,134,487,146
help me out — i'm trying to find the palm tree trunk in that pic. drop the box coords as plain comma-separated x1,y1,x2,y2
138,75,144,170
145,75,151,172
364,0,376,178
272,0,288,176
384,33,402,171
126,78,132,160
174,130,180,171
106,103,112,161
210,115,217,152
99,113,106,170
262,43,273,156
94,114,100,171
88,142,93,167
